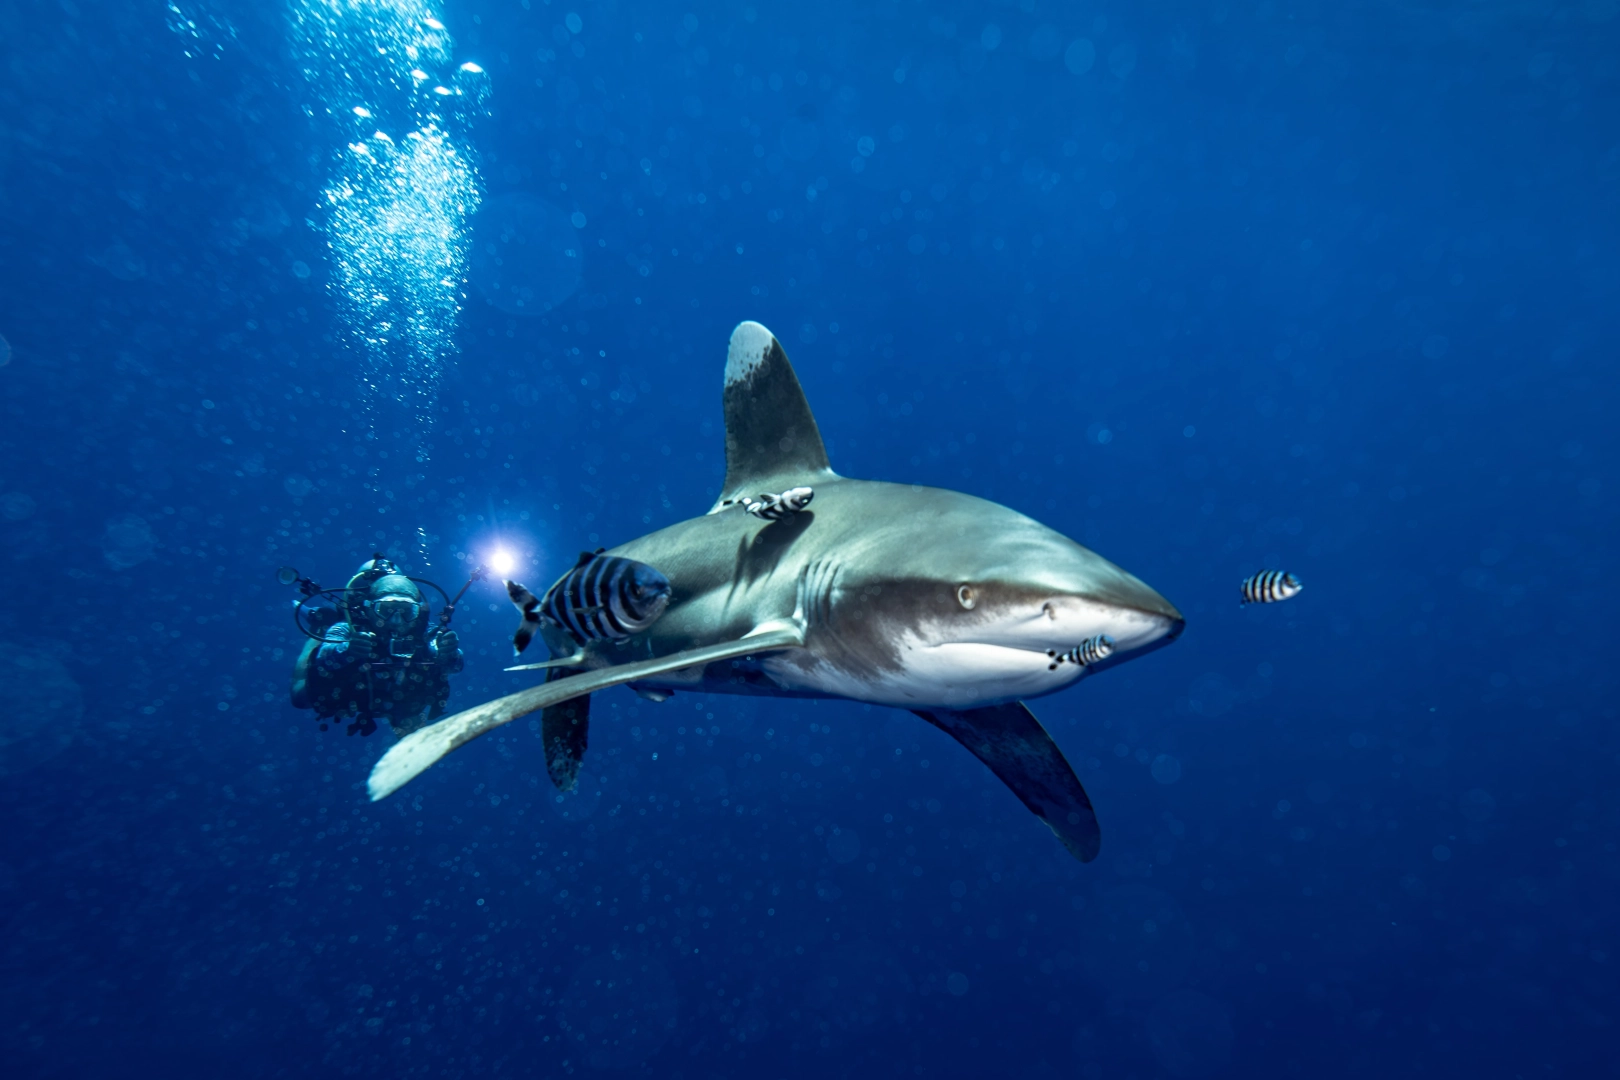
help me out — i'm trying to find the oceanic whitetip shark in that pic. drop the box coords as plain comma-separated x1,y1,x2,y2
369,321,1184,861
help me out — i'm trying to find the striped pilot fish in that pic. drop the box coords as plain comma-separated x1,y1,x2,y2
506,551,673,656
1240,569,1303,605
1047,634,1115,671
741,486,814,522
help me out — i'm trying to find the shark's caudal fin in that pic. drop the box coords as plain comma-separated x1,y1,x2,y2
912,702,1102,863
368,622,806,800
709,321,837,513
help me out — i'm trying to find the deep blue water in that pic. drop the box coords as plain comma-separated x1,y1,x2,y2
2,1,1617,1076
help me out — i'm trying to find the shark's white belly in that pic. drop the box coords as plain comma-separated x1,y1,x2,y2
763,641,1085,710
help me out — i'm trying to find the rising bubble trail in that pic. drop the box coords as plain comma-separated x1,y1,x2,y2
290,1,488,468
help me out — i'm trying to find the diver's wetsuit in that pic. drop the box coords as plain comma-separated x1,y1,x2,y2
304,622,463,735
289,560,465,737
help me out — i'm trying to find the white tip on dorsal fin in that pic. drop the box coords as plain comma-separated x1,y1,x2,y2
725,320,775,388
710,320,837,513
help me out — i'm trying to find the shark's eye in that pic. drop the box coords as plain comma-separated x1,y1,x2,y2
956,585,976,610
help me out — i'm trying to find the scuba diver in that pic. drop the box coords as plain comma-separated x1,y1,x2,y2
281,555,480,737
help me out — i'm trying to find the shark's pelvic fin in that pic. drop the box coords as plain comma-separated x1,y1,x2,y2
710,321,836,513
368,622,806,801
540,681,589,793
912,702,1101,863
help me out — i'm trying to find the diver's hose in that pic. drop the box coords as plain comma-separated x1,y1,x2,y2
437,565,488,630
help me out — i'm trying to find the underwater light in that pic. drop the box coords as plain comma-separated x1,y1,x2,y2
487,548,516,577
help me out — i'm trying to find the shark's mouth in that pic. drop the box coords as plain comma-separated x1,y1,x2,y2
875,641,1090,707
866,607,1183,708
937,605,1182,657
917,641,1073,670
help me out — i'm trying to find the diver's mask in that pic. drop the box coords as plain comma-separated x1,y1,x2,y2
373,595,421,630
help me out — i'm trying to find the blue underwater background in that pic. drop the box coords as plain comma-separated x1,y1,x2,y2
1,0,1617,1077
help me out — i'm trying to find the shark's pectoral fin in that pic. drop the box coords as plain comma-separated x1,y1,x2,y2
709,322,837,513
541,684,589,793
367,622,806,801
912,702,1101,863
504,649,587,672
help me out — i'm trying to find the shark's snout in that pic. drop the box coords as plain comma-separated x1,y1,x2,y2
981,539,1182,657
1067,556,1183,629
975,589,1182,658
1056,538,1184,651
887,514,1186,672
1070,581,1184,655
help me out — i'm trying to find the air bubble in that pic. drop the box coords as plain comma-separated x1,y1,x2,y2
472,195,584,315
291,0,488,461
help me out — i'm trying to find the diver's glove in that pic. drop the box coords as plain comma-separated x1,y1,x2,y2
431,629,465,675
349,631,379,658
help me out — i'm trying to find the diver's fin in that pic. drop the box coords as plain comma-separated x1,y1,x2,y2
709,321,836,513
540,683,589,793
504,649,588,672
368,621,806,800
911,702,1101,863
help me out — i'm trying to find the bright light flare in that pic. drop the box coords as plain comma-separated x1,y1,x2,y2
487,548,516,577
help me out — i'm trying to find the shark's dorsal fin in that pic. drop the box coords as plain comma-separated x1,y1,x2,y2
710,321,836,513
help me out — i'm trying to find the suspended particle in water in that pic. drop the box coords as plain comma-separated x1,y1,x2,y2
0,645,83,777
1065,38,1096,75
471,194,584,316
